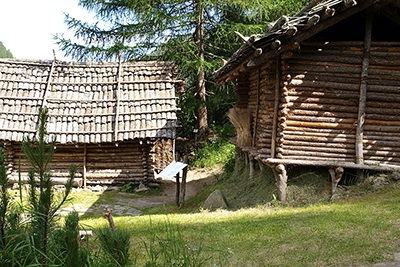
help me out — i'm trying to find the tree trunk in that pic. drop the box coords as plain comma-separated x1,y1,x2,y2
195,0,208,134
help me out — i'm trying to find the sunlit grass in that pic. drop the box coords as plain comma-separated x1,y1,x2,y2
193,138,235,169
80,185,400,266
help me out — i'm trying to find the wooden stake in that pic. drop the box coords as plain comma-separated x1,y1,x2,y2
104,209,116,234
356,12,373,166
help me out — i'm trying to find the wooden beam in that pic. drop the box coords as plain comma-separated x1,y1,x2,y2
264,158,400,172
41,53,56,109
247,0,382,68
356,12,373,165
271,56,281,158
114,54,122,142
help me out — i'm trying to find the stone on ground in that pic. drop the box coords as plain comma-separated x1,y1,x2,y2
135,182,149,192
204,189,228,211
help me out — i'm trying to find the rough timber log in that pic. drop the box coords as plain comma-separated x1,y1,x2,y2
8,177,83,187
329,167,344,195
271,164,287,202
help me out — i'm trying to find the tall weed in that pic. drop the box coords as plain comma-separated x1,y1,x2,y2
144,218,228,266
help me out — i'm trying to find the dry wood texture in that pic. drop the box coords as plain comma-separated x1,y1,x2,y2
0,59,179,143
0,59,179,185
5,140,168,185
230,39,400,169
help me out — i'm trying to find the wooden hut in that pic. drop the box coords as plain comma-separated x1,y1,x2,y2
0,58,181,186
211,0,400,201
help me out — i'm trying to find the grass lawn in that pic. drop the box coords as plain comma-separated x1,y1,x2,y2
79,184,400,266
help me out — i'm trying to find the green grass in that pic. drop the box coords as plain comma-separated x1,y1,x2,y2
192,138,235,169
80,185,400,266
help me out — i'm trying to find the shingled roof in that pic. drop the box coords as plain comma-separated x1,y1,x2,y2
0,58,179,144
211,0,400,84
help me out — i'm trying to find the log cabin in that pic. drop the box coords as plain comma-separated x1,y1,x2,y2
211,0,400,201
0,58,181,187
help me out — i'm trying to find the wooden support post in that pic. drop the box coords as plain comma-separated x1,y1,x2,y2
329,167,344,195
272,164,287,202
271,55,281,158
83,143,87,189
249,155,255,179
176,171,180,207
355,12,372,181
252,67,261,146
175,152,180,207
179,155,188,208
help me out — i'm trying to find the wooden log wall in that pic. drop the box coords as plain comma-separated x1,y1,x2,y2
247,59,277,160
364,44,400,166
6,139,163,185
278,42,361,162
151,139,173,174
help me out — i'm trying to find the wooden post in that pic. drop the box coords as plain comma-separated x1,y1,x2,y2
175,152,180,206
329,167,344,195
271,55,281,158
176,171,180,206
355,12,373,181
83,144,87,189
252,67,261,146
179,155,188,208
104,209,116,234
249,155,255,179
272,164,287,202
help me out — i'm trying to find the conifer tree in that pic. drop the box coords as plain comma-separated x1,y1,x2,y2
22,107,76,264
56,0,309,135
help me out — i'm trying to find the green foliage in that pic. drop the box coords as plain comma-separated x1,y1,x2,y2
56,0,310,137
0,42,13,59
120,182,138,193
0,107,134,266
96,227,131,266
52,211,92,266
144,218,228,266
21,108,77,264
193,138,235,169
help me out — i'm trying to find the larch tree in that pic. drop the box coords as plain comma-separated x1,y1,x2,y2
55,0,309,135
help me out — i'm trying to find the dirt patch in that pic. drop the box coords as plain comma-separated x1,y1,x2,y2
118,169,218,209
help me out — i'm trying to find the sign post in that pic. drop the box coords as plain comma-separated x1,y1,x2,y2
158,161,188,207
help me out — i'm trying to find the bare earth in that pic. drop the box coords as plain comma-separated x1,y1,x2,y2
119,168,219,209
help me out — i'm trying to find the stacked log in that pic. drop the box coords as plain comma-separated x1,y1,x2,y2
151,139,174,174
246,59,277,159
278,42,361,162
8,140,160,185
364,44,400,166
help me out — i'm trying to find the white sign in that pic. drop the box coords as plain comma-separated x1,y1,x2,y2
158,161,188,180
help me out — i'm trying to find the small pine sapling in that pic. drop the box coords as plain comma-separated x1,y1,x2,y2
21,107,77,264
